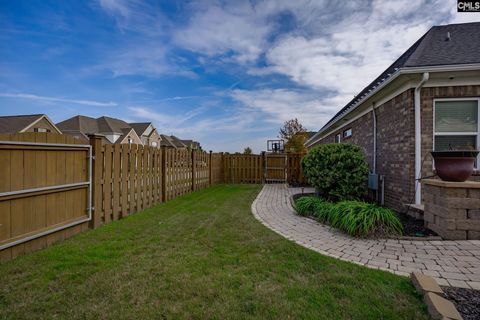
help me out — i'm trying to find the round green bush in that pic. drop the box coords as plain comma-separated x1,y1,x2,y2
301,143,369,201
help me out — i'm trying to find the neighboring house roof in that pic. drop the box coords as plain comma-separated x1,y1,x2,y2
181,139,201,149
57,115,132,136
158,135,190,149
129,122,151,137
307,22,480,146
170,136,188,148
57,115,135,143
0,114,61,134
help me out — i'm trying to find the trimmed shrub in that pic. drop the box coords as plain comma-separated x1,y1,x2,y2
328,201,403,237
301,143,369,201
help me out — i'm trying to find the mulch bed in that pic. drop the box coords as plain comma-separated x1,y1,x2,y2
396,213,438,238
292,193,437,239
442,286,480,320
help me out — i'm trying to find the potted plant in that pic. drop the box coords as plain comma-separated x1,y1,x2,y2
431,149,479,182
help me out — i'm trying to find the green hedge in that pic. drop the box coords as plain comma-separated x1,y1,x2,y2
301,143,369,201
294,197,403,237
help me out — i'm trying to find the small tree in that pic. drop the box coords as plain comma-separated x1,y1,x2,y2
243,147,252,155
285,132,308,153
301,143,369,201
279,118,307,153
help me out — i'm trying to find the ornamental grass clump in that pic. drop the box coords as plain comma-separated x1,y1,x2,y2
295,196,322,216
294,197,403,238
328,201,403,237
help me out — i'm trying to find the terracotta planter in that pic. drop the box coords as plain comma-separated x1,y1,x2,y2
431,151,479,182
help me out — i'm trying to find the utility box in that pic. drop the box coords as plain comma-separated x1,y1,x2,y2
368,173,379,190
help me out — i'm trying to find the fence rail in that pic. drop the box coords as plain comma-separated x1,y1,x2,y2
0,133,306,261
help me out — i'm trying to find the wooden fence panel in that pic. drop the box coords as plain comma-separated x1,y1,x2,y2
0,133,89,261
287,153,307,186
223,154,263,184
211,153,223,185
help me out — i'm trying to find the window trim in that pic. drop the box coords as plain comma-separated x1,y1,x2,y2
343,128,352,139
433,97,480,169
335,133,341,143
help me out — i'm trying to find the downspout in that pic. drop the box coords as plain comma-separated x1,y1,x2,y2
414,72,429,205
372,103,377,174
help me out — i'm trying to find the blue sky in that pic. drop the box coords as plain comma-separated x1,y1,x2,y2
0,0,478,152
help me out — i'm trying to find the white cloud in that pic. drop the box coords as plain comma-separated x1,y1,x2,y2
173,3,271,63
0,92,117,107
229,89,345,129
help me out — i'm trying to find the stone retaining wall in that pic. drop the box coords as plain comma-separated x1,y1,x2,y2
423,179,480,240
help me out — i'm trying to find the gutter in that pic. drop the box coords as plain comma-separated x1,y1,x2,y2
414,72,429,205
372,103,377,174
305,63,480,147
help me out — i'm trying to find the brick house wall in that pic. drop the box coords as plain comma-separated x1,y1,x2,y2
421,85,480,183
311,90,415,211
310,85,480,211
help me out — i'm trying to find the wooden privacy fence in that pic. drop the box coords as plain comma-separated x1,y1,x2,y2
0,132,307,261
0,133,91,261
91,136,218,227
222,153,307,185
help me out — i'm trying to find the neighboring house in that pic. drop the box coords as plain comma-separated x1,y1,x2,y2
305,22,480,212
129,122,162,147
180,139,202,150
56,115,142,144
0,114,61,134
158,134,187,149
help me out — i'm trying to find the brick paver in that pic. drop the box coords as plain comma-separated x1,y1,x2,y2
251,184,480,289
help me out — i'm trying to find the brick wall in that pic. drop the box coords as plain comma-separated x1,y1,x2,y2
311,90,415,212
310,85,480,212
421,85,480,184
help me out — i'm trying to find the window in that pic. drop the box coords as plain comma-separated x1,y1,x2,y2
343,128,352,138
434,99,479,163
127,137,132,144
151,141,158,147
34,128,50,133
335,133,341,143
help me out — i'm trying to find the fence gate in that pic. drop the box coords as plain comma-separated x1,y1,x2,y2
0,133,91,255
264,153,287,183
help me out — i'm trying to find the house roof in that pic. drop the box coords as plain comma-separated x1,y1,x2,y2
170,135,187,148
308,22,480,144
57,115,131,136
0,114,61,134
129,123,151,136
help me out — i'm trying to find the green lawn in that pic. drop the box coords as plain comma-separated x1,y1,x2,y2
0,185,428,319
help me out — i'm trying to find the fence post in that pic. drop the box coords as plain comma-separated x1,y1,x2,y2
209,151,212,186
261,151,266,184
191,150,196,191
89,134,103,228
161,147,167,202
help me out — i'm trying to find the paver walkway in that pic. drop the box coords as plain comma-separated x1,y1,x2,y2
252,184,480,289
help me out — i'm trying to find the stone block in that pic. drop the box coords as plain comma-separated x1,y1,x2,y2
424,292,462,320
468,209,480,220
410,273,443,295
456,219,480,231
467,230,480,240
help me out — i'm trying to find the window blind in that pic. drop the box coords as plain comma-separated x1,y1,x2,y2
435,100,478,132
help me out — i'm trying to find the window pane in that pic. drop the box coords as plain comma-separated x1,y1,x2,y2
434,135,476,151
435,100,478,132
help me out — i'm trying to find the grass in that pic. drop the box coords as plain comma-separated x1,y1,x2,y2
0,185,428,319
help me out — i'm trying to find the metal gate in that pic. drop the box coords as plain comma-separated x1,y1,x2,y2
264,153,287,183
0,133,92,251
